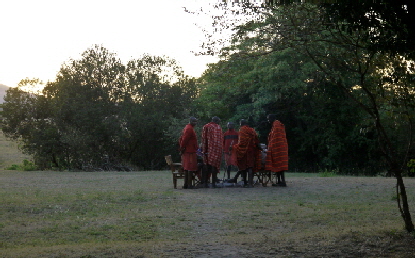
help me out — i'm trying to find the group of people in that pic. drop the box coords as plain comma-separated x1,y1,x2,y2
178,114,288,189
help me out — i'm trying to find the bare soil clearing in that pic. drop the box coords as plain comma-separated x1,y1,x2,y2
1,170,415,258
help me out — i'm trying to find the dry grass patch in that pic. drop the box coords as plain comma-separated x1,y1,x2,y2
1,170,415,257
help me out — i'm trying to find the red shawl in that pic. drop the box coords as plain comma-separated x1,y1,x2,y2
233,125,261,171
223,129,239,166
179,123,198,171
202,122,223,169
265,120,289,172
179,124,198,153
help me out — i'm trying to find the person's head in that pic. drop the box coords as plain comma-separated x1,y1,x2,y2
212,116,221,124
227,122,235,129
267,114,277,124
189,116,198,126
240,119,248,126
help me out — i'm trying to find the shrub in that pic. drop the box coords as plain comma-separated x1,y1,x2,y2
407,159,415,177
6,164,19,170
6,159,38,171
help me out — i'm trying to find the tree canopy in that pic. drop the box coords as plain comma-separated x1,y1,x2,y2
2,46,197,170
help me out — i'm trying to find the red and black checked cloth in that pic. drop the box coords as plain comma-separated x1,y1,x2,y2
202,122,223,169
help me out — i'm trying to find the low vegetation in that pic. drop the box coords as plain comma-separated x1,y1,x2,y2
6,159,38,171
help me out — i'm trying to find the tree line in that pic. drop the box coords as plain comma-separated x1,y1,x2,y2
5,43,413,175
2,5,414,175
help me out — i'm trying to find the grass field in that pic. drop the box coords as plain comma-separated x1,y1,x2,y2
1,169,415,258
1,131,415,257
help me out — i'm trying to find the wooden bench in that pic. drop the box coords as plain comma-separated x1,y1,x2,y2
164,155,185,189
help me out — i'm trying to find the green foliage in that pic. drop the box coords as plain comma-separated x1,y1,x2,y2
6,159,38,171
235,4,413,175
2,45,198,170
319,168,339,177
21,159,38,171
6,164,19,170
198,43,383,173
407,159,415,177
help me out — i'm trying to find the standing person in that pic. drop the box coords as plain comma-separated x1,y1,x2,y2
223,122,239,180
179,117,198,189
202,116,223,188
232,119,261,187
265,114,289,186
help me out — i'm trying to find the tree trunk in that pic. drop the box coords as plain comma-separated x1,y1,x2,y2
394,167,415,232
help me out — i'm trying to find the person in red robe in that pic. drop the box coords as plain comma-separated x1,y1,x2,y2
202,116,223,188
232,119,262,187
223,122,238,180
265,114,289,186
179,116,198,189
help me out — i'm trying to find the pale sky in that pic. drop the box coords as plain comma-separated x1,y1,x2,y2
0,0,222,87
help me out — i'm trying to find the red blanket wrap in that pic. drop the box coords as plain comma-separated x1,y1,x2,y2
233,125,261,171
265,120,289,172
223,129,238,166
202,122,223,169
179,124,198,171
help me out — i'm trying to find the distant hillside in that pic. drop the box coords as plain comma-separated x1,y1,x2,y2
0,84,10,104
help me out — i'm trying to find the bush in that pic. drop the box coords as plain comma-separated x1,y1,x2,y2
6,164,19,170
319,168,339,177
407,159,415,177
6,159,38,171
